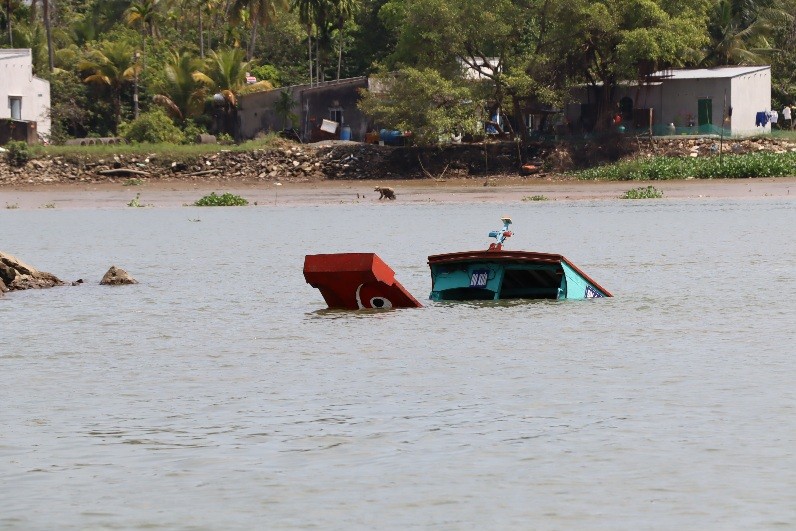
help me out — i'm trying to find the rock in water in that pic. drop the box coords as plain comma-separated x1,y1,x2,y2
100,266,138,285
0,251,63,291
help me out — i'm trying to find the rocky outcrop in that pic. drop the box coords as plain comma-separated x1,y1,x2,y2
100,266,137,285
0,251,64,292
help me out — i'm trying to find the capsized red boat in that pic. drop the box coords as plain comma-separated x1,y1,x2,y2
303,253,423,309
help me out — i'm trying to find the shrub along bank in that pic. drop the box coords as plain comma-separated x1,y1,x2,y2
577,151,796,181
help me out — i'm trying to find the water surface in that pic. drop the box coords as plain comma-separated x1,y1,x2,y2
1,199,795,529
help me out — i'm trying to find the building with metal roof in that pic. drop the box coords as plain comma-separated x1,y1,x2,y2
566,66,772,137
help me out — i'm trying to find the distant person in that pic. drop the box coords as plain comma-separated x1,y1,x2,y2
784,105,793,130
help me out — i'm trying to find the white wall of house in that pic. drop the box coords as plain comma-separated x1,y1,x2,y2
731,69,771,135
0,49,51,139
659,78,730,130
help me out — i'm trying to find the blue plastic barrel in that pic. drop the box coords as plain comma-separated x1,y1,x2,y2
340,125,352,140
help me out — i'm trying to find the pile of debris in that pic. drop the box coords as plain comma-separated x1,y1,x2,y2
0,136,794,186
652,136,796,157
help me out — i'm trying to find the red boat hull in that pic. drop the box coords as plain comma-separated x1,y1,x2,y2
303,253,423,309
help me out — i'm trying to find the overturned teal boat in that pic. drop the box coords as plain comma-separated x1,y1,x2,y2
428,217,612,301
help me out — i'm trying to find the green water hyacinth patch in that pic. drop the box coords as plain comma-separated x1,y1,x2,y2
193,192,249,206
622,186,664,199
577,151,796,181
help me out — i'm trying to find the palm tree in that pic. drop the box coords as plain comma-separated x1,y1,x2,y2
702,0,791,66
126,0,163,39
272,88,296,129
153,50,212,122
204,47,251,91
43,0,53,71
290,0,322,85
331,0,357,80
5,0,23,46
127,0,166,77
231,0,288,61
78,41,140,133
197,0,219,59
11,21,47,72
202,46,255,109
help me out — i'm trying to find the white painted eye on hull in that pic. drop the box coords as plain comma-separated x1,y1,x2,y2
368,297,392,309
355,283,394,309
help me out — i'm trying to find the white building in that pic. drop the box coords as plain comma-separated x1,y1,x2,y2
0,49,51,140
568,66,772,137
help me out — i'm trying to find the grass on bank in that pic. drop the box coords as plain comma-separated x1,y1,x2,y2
28,134,285,161
577,150,796,181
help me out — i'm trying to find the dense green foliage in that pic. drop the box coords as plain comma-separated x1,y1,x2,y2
4,141,32,166
358,68,484,146
1,0,793,144
193,192,249,206
119,108,186,143
578,151,796,180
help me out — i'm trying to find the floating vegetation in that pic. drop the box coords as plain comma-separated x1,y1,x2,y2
123,178,144,186
577,151,796,181
522,195,549,201
193,192,249,206
621,186,664,199
5,203,19,209
127,193,144,207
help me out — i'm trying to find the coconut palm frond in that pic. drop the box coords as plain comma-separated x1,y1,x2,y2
153,94,184,120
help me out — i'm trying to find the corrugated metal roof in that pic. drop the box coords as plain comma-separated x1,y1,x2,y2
651,66,770,80
0,49,32,61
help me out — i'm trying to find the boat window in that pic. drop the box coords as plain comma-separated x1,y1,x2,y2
499,268,562,299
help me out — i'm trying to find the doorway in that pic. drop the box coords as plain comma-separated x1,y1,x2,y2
698,98,712,127
9,96,21,120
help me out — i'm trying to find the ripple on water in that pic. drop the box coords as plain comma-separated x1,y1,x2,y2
1,200,794,529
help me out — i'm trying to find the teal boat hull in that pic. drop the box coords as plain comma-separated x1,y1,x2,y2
428,250,612,301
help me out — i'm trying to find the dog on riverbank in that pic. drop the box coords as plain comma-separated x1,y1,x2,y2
375,186,396,200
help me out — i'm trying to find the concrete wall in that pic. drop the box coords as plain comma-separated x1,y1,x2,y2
238,86,301,139
300,78,370,141
731,69,771,135
237,77,369,142
0,49,50,141
659,78,730,131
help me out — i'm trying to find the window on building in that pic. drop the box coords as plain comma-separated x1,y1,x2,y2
329,107,343,124
9,96,22,121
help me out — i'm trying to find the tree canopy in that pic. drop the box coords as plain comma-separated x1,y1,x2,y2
1,0,793,143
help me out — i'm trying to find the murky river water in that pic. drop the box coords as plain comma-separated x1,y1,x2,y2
1,198,795,530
